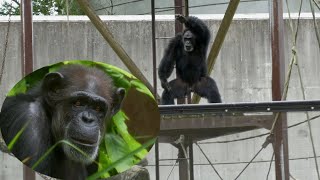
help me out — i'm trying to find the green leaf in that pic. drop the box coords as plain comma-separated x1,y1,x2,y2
112,111,148,159
130,79,154,100
87,137,156,180
104,134,137,173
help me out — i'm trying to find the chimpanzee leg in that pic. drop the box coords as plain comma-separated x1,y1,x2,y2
161,78,188,105
193,76,222,103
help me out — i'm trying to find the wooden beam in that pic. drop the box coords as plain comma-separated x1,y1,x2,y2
76,0,156,97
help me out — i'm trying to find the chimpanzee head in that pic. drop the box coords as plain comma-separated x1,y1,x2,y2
182,30,195,52
42,65,125,164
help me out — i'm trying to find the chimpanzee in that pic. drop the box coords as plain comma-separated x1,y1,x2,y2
0,64,125,179
158,15,221,104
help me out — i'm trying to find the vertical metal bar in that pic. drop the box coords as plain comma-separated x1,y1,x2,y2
178,147,189,180
184,0,189,17
189,140,194,180
269,0,289,179
151,0,157,99
184,0,191,104
151,1,160,180
21,1,35,180
155,139,160,180
175,0,185,105
21,0,34,76
174,1,189,180
174,0,183,33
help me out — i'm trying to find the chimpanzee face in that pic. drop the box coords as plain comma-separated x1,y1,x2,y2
58,91,108,164
183,30,195,52
43,66,124,164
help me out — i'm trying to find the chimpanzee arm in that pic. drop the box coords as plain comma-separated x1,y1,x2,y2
158,33,183,90
0,95,52,173
177,15,211,48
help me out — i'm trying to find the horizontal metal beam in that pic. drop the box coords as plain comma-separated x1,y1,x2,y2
159,100,320,114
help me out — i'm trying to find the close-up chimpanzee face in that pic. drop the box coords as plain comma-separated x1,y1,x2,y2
43,66,125,165
0,61,159,179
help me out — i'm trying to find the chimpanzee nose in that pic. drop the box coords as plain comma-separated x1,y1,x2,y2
81,112,95,124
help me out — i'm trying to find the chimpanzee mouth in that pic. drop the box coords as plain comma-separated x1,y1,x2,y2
70,137,98,147
185,46,193,52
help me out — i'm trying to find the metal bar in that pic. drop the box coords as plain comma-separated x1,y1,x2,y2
21,0,33,76
174,0,183,33
178,146,189,180
21,0,35,180
269,0,289,179
174,1,189,178
189,140,194,180
159,100,320,114
155,139,160,180
151,0,157,100
184,0,189,16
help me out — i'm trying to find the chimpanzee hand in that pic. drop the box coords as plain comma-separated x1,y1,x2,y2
161,81,171,91
176,14,187,24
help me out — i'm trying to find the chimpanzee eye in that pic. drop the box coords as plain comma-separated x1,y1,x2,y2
95,106,101,112
74,100,81,107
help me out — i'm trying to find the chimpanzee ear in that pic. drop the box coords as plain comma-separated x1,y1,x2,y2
111,88,125,116
42,72,64,93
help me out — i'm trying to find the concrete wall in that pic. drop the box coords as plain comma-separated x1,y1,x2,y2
0,14,320,179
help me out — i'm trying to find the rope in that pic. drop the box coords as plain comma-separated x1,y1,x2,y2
266,152,274,180
0,0,13,85
287,0,320,178
166,160,178,180
234,146,265,179
310,0,320,52
195,143,224,180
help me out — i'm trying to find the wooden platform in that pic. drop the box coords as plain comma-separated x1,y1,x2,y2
158,100,320,143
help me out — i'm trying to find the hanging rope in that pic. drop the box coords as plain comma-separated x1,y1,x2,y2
286,0,320,178
265,152,274,180
310,0,320,51
195,143,224,180
166,160,178,180
234,134,273,179
0,0,14,85
234,146,265,179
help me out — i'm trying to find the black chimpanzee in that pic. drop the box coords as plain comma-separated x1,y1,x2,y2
158,15,222,105
0,64,125,179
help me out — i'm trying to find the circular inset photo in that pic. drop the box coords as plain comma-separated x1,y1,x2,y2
0,60,160,179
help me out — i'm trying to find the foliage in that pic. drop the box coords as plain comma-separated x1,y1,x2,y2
0,0,84,15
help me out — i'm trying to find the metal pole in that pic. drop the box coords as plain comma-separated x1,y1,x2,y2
174,0,184,34
21,0,33,76
21,0,35,180
155,139,160,180
269,0,289,179
151,0,157,100
184,0,189,17
151,1,160,180
174,0,189,179
189,140,194,180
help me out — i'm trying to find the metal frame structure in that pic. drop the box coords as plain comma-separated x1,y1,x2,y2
150,0,291,180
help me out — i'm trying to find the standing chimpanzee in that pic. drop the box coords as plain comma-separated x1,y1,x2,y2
158,15,221,105
0,64,125,179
